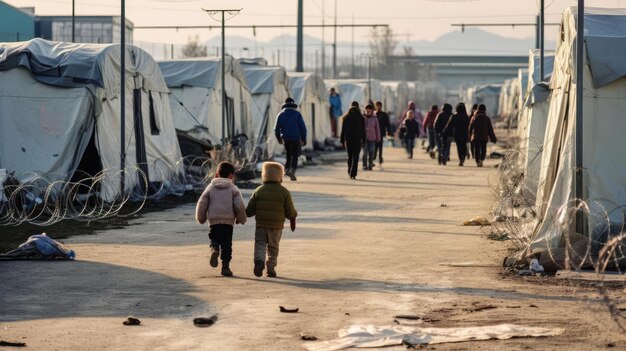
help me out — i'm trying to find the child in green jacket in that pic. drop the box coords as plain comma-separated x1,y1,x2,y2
246,162,298,277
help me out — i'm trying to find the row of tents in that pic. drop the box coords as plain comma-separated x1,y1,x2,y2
0,38,442,202
506,7,626,269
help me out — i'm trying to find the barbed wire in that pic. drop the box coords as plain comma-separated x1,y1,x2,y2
0,136,267,226
490,139,626,332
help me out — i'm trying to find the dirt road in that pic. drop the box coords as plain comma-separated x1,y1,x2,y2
1,145,623,350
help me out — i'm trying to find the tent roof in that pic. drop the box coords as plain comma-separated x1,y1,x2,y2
565,7,626,87
287,72,326,105
0,38,168,95
158,55,247,90
239,62,288,94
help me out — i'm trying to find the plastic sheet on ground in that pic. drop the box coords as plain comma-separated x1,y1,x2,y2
0,233,75,260
303,324,564,351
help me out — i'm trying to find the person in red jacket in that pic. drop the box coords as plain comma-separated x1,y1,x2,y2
468,104,497,167
423,105,439,158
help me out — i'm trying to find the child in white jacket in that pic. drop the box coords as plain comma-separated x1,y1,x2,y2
195,162,247,276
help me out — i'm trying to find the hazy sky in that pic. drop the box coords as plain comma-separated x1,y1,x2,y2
8,0,626,45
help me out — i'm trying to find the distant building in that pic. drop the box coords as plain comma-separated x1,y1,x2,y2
36,16,133,44
0,1,35,42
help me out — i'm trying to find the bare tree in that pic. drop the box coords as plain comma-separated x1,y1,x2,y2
182,35,207,58
402,46,414,57
369,27,398,66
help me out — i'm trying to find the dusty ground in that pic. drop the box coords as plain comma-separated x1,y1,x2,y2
1,143,624,350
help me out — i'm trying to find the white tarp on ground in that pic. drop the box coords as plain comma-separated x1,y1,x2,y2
239,60,290,157
158,56,253,146
303,324,564,351
288,72,332,150
529,7,626,261
0,38,182,201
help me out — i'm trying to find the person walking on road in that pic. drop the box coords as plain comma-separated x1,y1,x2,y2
468,103,478,160
246,162,298,278
468,104,497,167
195,161,247,277
341,101,366,180
434,103,453,165
374,101,390,167
329,87,343,137
423,104,439,158
443,102,471,166
402,110,420,159
362,104,381,170
274,97,307,181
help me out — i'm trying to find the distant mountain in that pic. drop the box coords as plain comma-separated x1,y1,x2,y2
201,28,554,59
404,28,555,56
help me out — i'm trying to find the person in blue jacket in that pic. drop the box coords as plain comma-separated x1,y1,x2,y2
329,87,343,137
274,97,307,181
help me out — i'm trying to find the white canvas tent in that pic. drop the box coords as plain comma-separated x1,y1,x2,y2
516,50,554,200
239,60,290,158
528,7,626,266
288,72,332,150
158,56,253,149
467,84,502,117
0,38,182,201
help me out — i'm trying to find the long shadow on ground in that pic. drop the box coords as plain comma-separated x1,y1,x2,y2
231,276,601,304
0,260,207,322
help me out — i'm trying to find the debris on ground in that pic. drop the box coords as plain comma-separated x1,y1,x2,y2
302,324,565,351
193,315,218,327
440,204,448,207
463,217,491,226
464,305,497,313
487,231,509,241
279,306,299,313
490,151,505,159
395,315,421,320
300,333,318,341
122,316,141,326
0,340,26,347
0,233,75,260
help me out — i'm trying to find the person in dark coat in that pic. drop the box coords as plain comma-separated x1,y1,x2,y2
443,102,471,166
340,101,366,179
274,97,307,181
468,104,497,167
402,110,420,159
433,103,453,165
373,101,390,166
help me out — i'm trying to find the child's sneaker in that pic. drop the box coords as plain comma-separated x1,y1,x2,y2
210,248,219,268
221,261,233,277
254,260,264,277
267,267,277,277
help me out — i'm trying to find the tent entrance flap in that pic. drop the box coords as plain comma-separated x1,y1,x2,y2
133,88,150,194
70,123,102,193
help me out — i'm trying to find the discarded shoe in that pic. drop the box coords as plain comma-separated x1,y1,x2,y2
123,316,141,326
254,259,264,277
193,315,218,327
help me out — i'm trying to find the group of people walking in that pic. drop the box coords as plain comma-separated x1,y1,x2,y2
400,101,497,167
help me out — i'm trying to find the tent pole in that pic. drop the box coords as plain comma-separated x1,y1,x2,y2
120,0,126,197
575,1,584,233
539,0,546,82
221,10,226,144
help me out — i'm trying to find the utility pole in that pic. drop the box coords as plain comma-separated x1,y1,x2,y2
203,8,242,145
72,0,75,42
362,53,373,101
296,0,303,72
321,0,325,78
120,0,126,196
351,13,355,78
333,0,337,78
